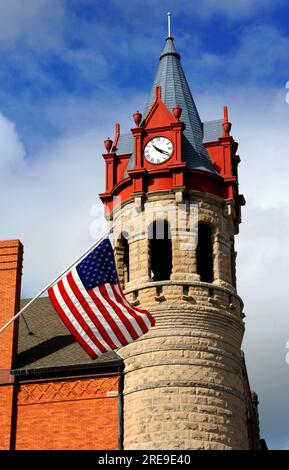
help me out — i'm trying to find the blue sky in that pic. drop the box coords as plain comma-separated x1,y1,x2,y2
0,0,289,450
1,0,289,151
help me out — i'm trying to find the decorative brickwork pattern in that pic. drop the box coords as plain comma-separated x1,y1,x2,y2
17,377,119,405
14,376,119,450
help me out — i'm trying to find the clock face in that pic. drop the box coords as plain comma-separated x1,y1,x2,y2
144,136,173,164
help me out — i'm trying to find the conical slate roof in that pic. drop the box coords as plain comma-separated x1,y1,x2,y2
143,37,216,173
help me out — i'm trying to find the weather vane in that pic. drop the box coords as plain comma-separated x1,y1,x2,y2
167,11,172,38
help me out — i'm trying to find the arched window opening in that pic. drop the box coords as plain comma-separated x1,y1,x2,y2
197,224,213,283
117,233,129,288
123,235,130,284
149,220,172,281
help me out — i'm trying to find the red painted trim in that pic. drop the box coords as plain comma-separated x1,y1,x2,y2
100,82,242,227
99,176,131,199
100,166,229,211
142,124,177,133
112,122,120,151
117,154,131,160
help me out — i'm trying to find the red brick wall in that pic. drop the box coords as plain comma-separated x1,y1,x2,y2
0,240,120,450
0,240,23,450
14,375,119,450
0,240,23,370
0,385,15,449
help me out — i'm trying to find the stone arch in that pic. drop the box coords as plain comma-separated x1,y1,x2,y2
197,213,219,233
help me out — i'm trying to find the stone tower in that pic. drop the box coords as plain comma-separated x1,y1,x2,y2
100,33,256,450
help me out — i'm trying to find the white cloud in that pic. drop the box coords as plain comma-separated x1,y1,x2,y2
0,1,287,445
233,25,289,78
185,23,289,84
199,86,289,449
111,0,285,22
0,0,65,50
195,0,284,18
1,83,289,448
0,114,105,296
0,90,146,296
0,112,25,171
64,49,109,83
42,90,147,136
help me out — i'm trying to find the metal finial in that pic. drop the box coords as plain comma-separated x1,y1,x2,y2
167,11,171,38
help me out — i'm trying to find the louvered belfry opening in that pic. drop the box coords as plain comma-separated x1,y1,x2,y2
149,220,172,281
197,224,213,283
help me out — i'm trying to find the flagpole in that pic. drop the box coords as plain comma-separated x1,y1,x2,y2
0,230,112,335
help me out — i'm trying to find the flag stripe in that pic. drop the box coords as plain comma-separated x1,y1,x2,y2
53,282,103,357
48,237,155,359
57,279,107,354
116,282,156,321
105,283,144,336
67,271,119,350
98,284,139,341
61,277,108,348
48,285,98,359
113,283,155,328
113,283,153,328
88,288,131,346
112,283,153,331
72,268,126,347
107,284,148,335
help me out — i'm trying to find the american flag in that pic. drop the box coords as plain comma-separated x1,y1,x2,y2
48,238,155,359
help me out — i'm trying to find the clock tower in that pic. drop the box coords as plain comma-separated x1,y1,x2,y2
99,29,261,450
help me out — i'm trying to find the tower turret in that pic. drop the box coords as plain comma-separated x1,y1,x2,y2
99,26,258,450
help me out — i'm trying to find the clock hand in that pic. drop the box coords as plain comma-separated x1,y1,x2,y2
152,144,170,156
158,148,170,156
